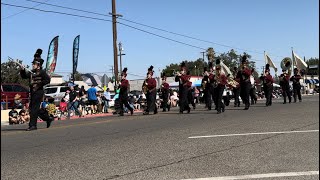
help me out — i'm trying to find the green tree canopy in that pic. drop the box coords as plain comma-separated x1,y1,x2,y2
1,60,30,87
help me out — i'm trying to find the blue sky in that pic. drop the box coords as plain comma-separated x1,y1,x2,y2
1,0,319,80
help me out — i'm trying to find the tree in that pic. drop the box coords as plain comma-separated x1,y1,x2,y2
306,57,319,76
70,71,83,81
1,60,30,87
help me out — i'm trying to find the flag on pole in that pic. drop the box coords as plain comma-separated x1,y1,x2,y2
72,35,80,81
265,53,278,73
45,36,59,77
292,51,307,70
220,61,233,78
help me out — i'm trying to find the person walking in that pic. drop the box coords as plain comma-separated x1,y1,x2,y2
19,49,52,130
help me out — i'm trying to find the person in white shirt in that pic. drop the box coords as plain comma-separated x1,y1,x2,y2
103,88,111,113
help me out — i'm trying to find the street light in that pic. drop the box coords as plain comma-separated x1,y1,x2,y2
118,42,126,77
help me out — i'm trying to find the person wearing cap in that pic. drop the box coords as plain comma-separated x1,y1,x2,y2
19,48,52,130
290,68,302,102
201,66,210,109
232,67,241,107
279,69,292,104
119,68,133,116
260,64,274,106
214,66,227,114
236,55,252,110
175,62,191,113
143,66,158,115
249,68,258,105
160,73,170,112
207,62,216,110
186,71,196,110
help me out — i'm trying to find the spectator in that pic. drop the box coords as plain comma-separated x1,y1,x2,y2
194,87,200,105
133,96,140,110
103,88,111,113
14,94,23,109
19,105,30,124
9,106,19,125
96,92,103,113
87,84,98,114
67,85,81,119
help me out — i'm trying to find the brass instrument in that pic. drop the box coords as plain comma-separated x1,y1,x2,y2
280,57,292,76
142,78,148,93
227,77,239,88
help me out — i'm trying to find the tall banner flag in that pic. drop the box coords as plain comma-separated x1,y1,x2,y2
72,35,80,82
265,52,278,73
46,36,59,77
220,61,233,78
292,50,307,70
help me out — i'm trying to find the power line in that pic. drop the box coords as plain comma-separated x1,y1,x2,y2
0,2,277,63
1,3,113,23
18,0,287,59
1,0,50,20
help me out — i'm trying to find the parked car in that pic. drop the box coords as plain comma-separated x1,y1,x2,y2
44,86,69,106
108,94,116,107
1,83,30,109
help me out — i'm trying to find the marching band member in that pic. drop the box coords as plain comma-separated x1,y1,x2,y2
19,49,52,131
201,67,210,109
236,55,252,110
208,62,216,110
160,73,170,112
232,67,241,107
215,66,227,114
290,68,303,102
249,69,257,105
186,71,196,109
260,64,274,106
119,68,134,116
175,62,191,113
143,66,158,115
279,69,292,104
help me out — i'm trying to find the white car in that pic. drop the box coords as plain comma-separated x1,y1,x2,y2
44,86,69,105
108,94,117,107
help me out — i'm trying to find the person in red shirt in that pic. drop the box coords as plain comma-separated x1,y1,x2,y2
290,68,302,102
215,66,227,114
208,62,216,110
119,68,133,116
175,62,191,113
186,71,196,109
232,67,241,107
143,66,158,115
260,64,274,106
236,55,252,110
160,73,170,112
279,69,292,104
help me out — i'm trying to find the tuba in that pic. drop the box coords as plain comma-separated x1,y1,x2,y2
281,58,292,76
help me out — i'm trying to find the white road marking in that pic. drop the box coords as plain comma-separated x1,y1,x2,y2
182,171,319,180
188,130,319,139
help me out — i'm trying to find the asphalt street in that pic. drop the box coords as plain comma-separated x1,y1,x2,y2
1,95,319,180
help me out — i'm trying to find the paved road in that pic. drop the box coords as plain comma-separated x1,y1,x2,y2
1,95,319,180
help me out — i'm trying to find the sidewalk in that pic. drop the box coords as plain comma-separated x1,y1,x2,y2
1,110,143,126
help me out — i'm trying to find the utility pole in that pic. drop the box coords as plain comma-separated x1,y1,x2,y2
200,51,205,61
110,0,122,87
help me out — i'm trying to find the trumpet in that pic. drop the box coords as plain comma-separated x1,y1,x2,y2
227,78,239,88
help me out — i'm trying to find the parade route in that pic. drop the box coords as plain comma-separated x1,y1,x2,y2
1,95,319,180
